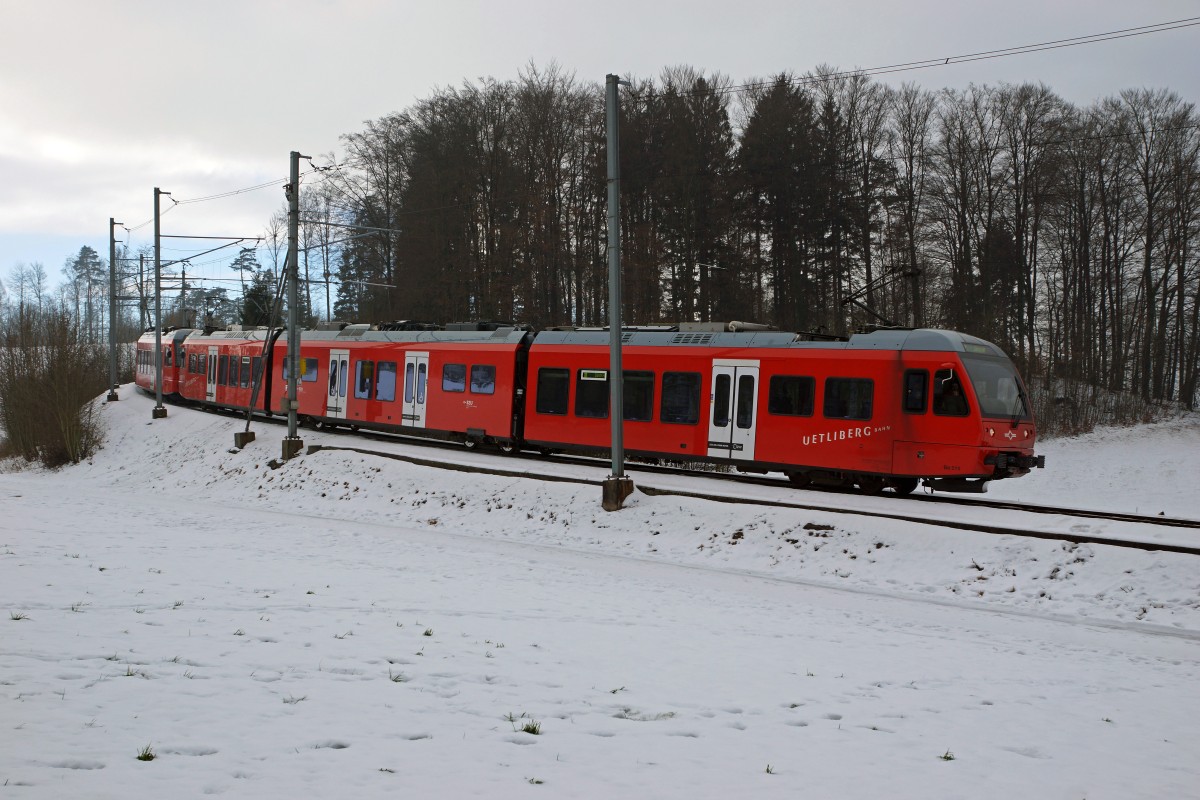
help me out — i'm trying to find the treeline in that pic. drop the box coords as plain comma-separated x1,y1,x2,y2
314,63,1200,419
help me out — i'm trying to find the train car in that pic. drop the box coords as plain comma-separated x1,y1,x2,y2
522,327,1043,493
173,324,533,449
259,325,535,448
177,327,277,412
134,328,195,398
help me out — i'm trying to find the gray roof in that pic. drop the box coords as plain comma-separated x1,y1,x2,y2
183,327,531,346
531,328,1008,357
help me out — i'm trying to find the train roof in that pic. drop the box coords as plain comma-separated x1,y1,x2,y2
531,327,1009,357
171,324,1007,358
182,325,531,346
137,328,195,343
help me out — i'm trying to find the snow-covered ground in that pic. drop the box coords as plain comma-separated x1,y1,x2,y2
1,390,1198,799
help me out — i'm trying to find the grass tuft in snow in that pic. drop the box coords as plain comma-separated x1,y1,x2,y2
506,712,542,734
940,749,956,761
9,611,29,621
136,744,156,762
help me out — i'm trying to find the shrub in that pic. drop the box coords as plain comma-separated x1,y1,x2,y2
0,306,108,467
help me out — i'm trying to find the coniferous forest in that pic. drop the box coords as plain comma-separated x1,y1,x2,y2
290,65,1199,426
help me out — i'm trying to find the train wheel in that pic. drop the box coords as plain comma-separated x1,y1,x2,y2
787,471,811,488
463,439,479,451
888,478,919,495
857,476,886,495
498,441,518,455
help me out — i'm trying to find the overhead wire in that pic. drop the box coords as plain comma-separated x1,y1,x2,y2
624,17,1200,101
115,17,1200,308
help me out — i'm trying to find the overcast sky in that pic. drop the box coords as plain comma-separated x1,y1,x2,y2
1,0,1197,292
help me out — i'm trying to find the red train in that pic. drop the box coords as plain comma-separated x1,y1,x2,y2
136,322,1045,494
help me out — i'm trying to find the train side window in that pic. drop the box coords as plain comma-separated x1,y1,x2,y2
416,363,427,404
535,368,570,415
736,374,756,428
376,362,397,402
218,355,229,386
623,371,655,421
823,378,873,420
252,357,263,385
164,348,172,367
188,353,196,373
230,357,242,387
470,365,496,395
575,369,609,418
301,357,318,382
712,374,731,428
442,363,466,393
660,372,701,424
404,363,415,403
768,375,814,416
932,369,969,416
903,370,929,413
328,359,339,394
241,357,252,388
355,361,375,400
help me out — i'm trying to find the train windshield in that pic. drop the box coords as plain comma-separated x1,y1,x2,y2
960,354,1030,421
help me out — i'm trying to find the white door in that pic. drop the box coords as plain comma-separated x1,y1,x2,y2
325,349,349,420
707,359,760,461
205,346,218,402
401,351,429,428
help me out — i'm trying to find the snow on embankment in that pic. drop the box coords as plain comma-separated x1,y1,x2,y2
71,393,1200,632
988,413,1200,518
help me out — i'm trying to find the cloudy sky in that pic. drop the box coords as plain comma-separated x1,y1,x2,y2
1,0,1197,292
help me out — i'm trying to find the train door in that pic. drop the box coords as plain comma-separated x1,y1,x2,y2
707,359,760,461
325,349,349,420
205,346,218,402
400,351,429,429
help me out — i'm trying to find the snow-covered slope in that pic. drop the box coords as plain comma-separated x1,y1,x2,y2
1,391,1197,799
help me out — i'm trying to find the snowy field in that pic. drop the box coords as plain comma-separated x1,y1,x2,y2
1,390,1198,799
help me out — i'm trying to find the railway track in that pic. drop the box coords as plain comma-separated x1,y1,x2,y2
178,396,1200,555
294,434,1200,557
535,449,1199,530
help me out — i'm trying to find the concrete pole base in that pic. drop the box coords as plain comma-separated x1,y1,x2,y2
601,476,635,511
281,437,304,460
106,391,119,402
152,406,168,419
234,431,256,448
